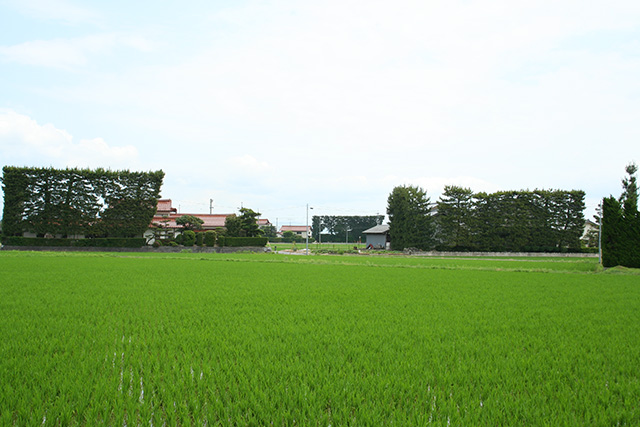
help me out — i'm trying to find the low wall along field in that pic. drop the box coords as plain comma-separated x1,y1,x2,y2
0,251,638,425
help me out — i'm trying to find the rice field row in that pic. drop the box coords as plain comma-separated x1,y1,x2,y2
0,251,638,425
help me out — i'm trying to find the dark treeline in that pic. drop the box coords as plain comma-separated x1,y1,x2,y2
436,186,586,252
602,163,640,268
2,166,164,238
312,215,384,243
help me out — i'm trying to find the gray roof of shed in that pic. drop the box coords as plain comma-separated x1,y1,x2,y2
362,224,390,234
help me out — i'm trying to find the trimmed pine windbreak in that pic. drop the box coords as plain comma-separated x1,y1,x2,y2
435,187,586,252
0,252,637,425
1,166,164,238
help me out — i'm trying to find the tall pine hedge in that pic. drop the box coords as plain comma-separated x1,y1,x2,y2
435,188,586,252
1,166,164,238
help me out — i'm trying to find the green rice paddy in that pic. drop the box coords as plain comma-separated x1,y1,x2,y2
0,251,638,425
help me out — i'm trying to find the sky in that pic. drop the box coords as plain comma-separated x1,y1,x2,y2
1,0,639,226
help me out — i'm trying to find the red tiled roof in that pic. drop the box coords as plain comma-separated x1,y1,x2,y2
152,199,270,230
156,199,178,214
152,213,232,229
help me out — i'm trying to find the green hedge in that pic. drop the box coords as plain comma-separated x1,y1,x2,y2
183,230,196,247
221,237,268,247
203,231,216,246
1,237,146,248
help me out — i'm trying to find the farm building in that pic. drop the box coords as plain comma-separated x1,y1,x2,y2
363,224,390,249
280,225,311,238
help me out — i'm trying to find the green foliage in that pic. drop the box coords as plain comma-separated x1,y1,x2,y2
195,231,204,246
1,236,146,247
182,230,196,246
225,208,264,237
239,208,263,237
176,215,204,230
1,166,164,238
224,215,241,237
602,197,640,268
261,225,278,239
436,185,474,249
602,164,640,268
387,185,435,251
620,162,639,216
281,230,304,243
204,230,216,246
311,215,384,243
174,233,184,245
436,187,585,252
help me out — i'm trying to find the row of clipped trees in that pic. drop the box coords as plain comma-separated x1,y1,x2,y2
386,185,586,252
386,163,640,268
1,166,164,244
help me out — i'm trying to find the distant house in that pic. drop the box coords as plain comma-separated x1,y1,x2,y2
280,225,311,238
258,218,272,227
146,199,272,243
581,219,599,248
156,199,178,216
363,224,390,249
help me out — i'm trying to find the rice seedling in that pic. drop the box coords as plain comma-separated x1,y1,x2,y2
0,251,637,425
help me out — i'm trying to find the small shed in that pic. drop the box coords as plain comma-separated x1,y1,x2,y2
363,224,390,249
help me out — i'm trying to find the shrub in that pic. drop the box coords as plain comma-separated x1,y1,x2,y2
195,232,204,247
183,230,196,247
204,231,216,247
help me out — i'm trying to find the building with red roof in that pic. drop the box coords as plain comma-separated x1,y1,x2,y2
146,199,271,243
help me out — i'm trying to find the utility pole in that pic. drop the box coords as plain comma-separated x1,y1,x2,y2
306,204,309,255
209,199,214,215
306,204,313,255
597,202,603,265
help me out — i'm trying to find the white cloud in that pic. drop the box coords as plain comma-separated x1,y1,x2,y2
0,39,88,69
5,0,100,24
0,109,138,168
0,34,153,69
228,155,271,174
2,0,639,224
